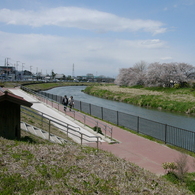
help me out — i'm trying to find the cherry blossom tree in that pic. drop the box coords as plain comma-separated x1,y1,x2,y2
115,61,195,87
115,61,147,86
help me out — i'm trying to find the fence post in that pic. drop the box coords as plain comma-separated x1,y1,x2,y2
105,125,107,137
165,124,167,144
97,137,99,149
117,111,119,126
101,107,103,120
48,120,51,141
96,121,98,133
194,132,195,153
89,104,91,115
41,113,44,127
84,115,86,126
81,134,83,145
137,116,139,133
74,111,76,120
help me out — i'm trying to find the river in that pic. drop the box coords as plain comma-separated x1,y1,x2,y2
44,85,195,132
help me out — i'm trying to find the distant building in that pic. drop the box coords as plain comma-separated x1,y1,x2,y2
55,74,64,80
0,66,16,80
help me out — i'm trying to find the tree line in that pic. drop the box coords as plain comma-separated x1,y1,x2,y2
114,61,195,88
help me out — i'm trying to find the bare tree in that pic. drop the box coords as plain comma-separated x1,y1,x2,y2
175,153,189,180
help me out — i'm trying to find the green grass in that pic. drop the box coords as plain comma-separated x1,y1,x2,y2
83,84,195,114
163,172,195,193
1,82,195,194
0,135,194,194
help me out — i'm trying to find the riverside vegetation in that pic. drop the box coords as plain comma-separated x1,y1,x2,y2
0,81,91,91
0,132,194,194
1,81,195,194
83,84,195,114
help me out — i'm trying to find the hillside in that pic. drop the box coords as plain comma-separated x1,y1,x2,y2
0,131,193,195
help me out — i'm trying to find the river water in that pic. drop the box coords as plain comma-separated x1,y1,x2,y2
45,86,195,132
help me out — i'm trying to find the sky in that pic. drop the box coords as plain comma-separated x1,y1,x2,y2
0,0,194,78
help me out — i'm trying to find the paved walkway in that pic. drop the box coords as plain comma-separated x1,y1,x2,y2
8,88,195,175
8,88,107,144
68,110,195,175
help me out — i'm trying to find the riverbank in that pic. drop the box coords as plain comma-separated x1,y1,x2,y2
0,81,90,91
83,84,195,114
3,81,195,114
22,82,90,91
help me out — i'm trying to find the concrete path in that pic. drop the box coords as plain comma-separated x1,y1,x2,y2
61,97,195,176
8,88,195,175
9,88,106,144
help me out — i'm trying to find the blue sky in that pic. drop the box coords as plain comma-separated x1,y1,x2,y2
0,0,194,77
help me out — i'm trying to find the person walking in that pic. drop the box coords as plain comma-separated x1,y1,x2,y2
62,95,68,111
68,96,74,111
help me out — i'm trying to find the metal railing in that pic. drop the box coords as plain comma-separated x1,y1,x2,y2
21,86,113,140
21,85,195,153
72,111,113,139
21,106,102,148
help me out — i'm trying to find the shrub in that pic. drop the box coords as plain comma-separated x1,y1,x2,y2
192,82,195,89
174,84,180,89
175,153,189,180
162,162,177,174
93,126,103,135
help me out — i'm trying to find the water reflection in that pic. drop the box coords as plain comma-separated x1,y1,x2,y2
45,86,195,132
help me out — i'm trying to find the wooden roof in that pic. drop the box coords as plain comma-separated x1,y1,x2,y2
0,90,32,107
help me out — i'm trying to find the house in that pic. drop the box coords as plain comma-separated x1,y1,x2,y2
55,74,64,80
0,89,32,139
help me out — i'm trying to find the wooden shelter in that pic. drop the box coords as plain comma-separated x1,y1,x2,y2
0,90,32,139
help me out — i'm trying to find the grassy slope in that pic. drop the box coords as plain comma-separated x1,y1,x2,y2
0,81,91,91
23,82,89,91
84,85,195,114
0,133,193,195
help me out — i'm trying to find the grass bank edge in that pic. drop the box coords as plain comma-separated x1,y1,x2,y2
83,84,195,114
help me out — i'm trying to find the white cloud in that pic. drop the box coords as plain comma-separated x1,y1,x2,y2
0,30,174,77
160,57,173,60
0,7,166,35
137,39,167,48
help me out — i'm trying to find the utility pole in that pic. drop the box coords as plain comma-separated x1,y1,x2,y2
15,61,20,80
22,63,25,80
6,57,10,80
30,66,32,80
16,61,20,71
30,66,32,73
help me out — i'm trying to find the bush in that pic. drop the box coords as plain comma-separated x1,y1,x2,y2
192,82,195,89
162,162,177,174
174,84,180,89
93,126,103,135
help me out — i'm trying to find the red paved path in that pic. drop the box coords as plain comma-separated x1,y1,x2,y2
42,99,195,176
4,86,190,175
